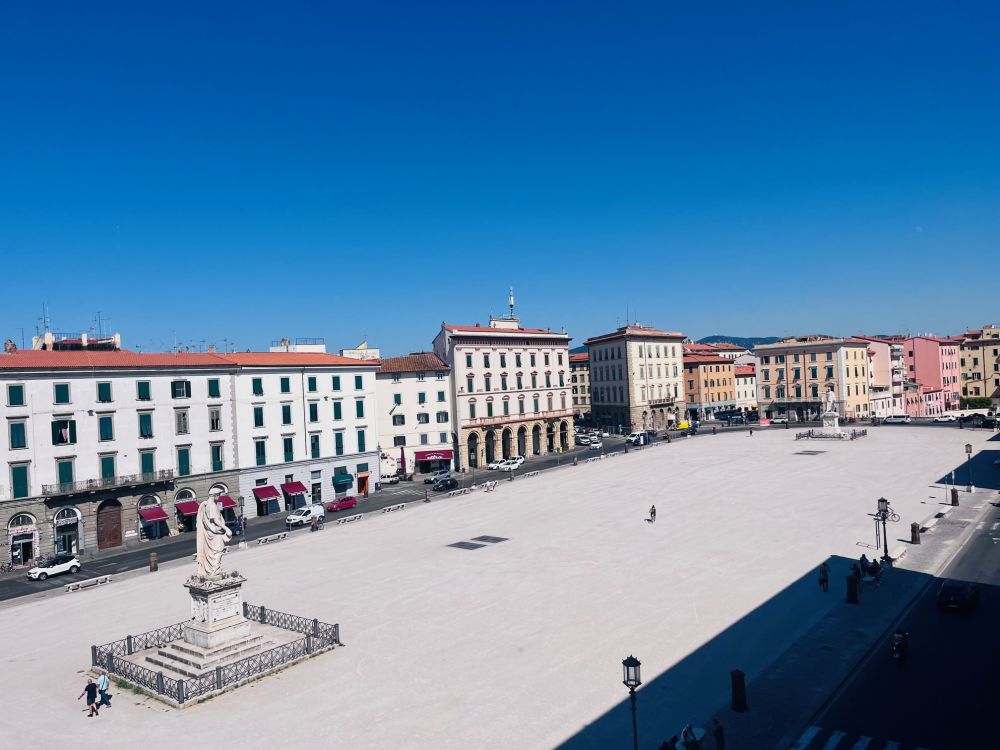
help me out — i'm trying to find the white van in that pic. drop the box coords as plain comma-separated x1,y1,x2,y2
380,473,400,484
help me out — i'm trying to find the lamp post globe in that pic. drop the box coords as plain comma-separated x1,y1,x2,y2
965,443,974,492
622,655,641,750
877,497,888,515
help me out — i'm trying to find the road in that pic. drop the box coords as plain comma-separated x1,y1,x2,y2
791,504,1000,749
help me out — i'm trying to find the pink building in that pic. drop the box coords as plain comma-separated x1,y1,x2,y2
890,336,961,412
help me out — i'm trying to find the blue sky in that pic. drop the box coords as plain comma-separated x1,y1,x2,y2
1,2,997,354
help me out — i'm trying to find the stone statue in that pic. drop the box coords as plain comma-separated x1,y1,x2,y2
195,498,232,578
824,386,838,415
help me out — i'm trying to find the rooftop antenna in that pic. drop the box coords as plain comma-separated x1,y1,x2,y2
508,286,515,319
39,303,51,334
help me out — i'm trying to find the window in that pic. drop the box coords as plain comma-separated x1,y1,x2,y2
416,372,425,382
440,432,448,443
355,375,363,390
484,375,492,392
208,378,221,398
283,437,294,462
140,450,155,475
465,354,473,368
530,354,536,367
51,418,77,445
211,444,224,471
97,382,112,403
355,400,365,418
308,403,318,422
545,374,551,388
531,374,537,388
436,411,449,423
393,394,402,406
9,421,27,450
332,376,341,391
253,406,265,428
417,413,429,424
418,392,426,404
393,435,406,447
177,447,191,476
357,429,366,452
391,373,401,384
502,401,509,416
137,381,151,401
419,433,429,445
533,397,539,413
54,383,70,404
282,404,292,425
280,377,291,394
515,354,522,367
335,432,344,456
392,415,405,426
307,433,321,459
175,409,190,435
252,377,264,396
57,458,75,486
7,384,25,406
10,465,29,499
333,401,343,420
138,412,153,438
438,391,446,402
307,376,317,392
171,380,191,399
519,400,525,414
470,402,476,419
501,375,508,390
483,354,491,368
516,375,523,389
209,408,221,431
100,454,116,480
98,415,114,441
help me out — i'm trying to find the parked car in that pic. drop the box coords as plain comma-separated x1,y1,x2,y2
933,414,958,422
937,579,980,612
424,469,451,484
575,435,592,446
432,477,459,492
380,473,400,484
600,429,610,437
884,415,911,424
27,553,81,581
286,504,326,528
487,458,507,470
505,455,525,469
770,417,789,425
326,496,358,512
589,439,603,450
958,413,997,427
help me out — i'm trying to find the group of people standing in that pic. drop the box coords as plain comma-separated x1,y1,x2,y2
78,674,111,717
660,719,725,749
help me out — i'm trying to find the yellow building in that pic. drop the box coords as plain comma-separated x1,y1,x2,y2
960,325,1000,406
683,353,736,420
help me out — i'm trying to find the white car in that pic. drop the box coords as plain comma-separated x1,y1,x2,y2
487,458,507,470
600,430,610,437
884,415,911,424
770,417,788,425
933,414,957,422
589,439,603,450
505,455,525,469
285,504,326,528
28,553,81,581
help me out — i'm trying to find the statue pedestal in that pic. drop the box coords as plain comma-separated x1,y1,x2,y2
816,411,845,438
182,573,251,649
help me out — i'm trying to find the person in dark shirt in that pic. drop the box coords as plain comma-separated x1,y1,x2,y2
78,678,100,717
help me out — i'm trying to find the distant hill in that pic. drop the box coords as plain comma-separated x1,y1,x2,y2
697,335,781,348
569,345,588,354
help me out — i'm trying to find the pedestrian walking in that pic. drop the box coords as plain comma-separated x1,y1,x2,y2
649,505,657,523
660,738,679,750
850,563,862,598
748,428,753,436
859,554,870,577
818,562,830,592
78,678,100,717
710,719,725,750
96,672,112,708
681,724,700,749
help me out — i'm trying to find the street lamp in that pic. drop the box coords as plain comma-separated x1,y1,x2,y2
965,442,974,492
622,655,641,750
875,497,893,563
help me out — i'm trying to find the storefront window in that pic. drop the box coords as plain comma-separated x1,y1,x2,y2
53,507,81,554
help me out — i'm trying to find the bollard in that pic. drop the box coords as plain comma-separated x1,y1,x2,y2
149,552,159,572
951,487,959,507
846,575,859,604
730,669,749,712
573,456,578,466
911,522,921,545
713,426,717,435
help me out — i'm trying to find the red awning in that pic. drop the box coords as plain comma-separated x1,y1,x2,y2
175,501,200,516
216,495,237,509
280,481,308,495
252,485,280,501
139,506,169,522
414,449,453,461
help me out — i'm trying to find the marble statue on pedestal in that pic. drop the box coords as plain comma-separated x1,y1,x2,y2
195,497,232,578
824,385,838,415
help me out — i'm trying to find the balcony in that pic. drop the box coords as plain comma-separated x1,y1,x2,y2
646,396,678,408
42,469,176,497
463,409,574,428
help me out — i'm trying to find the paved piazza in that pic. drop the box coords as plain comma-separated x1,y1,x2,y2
4,427,993,748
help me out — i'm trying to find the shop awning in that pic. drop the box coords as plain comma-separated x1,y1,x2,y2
216,495,237,509
414,449,453,461
280,481,308,495
332,474,353,486
175,501,200,516
252,485,280,501
139,506,169,523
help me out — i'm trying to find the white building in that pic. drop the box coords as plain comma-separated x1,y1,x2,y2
376,353,453,478
735,364,757,411
433,314,573,469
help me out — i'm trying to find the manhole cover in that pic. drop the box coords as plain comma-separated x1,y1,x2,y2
470,536,508,544
448,541,486,550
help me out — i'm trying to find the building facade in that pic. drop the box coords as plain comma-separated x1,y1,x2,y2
893,336,961,413
375,352,454,478
734,365,757,412
585,325,686,433
683,353,736,420
433,317,573,469
754,336,872,422
569,352,591,421
959,325,1000,405
855,337,906,418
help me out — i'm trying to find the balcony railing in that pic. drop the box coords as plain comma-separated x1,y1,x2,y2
463,409,574,428
42,469,175,497
646,396,678,408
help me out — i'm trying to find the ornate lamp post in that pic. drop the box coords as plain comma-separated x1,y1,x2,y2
622,655,641,750
874,497,897,563
965,443,974,492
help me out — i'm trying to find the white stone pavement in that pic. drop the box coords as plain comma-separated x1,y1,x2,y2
3,427,995,749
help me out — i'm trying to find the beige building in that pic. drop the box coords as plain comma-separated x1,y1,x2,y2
585,325,685,432
960,325,1000,406
569,352,591,420
433,314,572,469
683,353,736,420
754,336,871,422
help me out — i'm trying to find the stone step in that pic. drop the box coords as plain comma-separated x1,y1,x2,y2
167,634,266,662
146,637,272,676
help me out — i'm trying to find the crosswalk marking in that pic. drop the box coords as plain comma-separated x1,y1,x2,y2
883,742,900,750
849,738,871,750
789,726,925,750
790,726,822,750
822,731,846,750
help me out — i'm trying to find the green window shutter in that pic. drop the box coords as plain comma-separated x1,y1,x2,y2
333,402,342,420
470,404,476,419
282,404,292,424
54,383,70,403
58,460,74,485
9,422,26,449
254,407,264,427
283,437,293,462
487,403,493,417
100,456,115,480
212,445,224,472
139,413,153,438
280,377,290,393
335,432,344,455
177,448,191,476
308,376,317,392
11,465,29,499
7,385,25,406
355,375,363,390
255,441,266,466
252,378,263,396
332,376,340,391
356,462,368,473
99,416,114,441
357,429,366,453
311,434,320,458
97,382,112,402
141,451,155,475
208,379,221,398
309,403,318,421
137,381,151,400
356,400,364,418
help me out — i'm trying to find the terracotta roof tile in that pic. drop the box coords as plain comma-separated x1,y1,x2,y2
378,352,449,374
223,352,368,367
735,365,756,376
683,353,732,365
569,353,589,363
585,325,685,345
0,349,373,371
443,323,565,335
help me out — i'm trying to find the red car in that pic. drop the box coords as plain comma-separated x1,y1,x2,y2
326,496,358,512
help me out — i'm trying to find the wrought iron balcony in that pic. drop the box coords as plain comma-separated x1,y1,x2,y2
646,396,678,408
42,469,175,497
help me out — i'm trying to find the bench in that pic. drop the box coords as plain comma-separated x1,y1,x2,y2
337,513,364,525
256,532,288,545
521,471,540,479
65,575,112,593
585,456,602,464
448,488,473,497
481,481,499,492
382,503,406,514
605,451,621,458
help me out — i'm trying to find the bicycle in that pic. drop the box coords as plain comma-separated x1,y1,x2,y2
0,561,15,574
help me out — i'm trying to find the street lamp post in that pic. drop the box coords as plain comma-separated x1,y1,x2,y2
622,655,641,750
965,442,974,492
874,496,898,563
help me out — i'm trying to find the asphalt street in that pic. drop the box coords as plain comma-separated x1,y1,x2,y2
798,500,1000,749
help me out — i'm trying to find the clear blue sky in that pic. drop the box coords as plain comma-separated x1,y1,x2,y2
1,2,997,354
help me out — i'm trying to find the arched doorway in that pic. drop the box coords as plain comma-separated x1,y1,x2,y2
501,428,512,459
53,507,82,554
8,513,38,567
484,430,497,464
96,499,123,550
174,488,199,533
517,426,527,458
545,423,554,453
531,425,541,455
467,433,480,468
559,421,569,451
138,495,168,541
